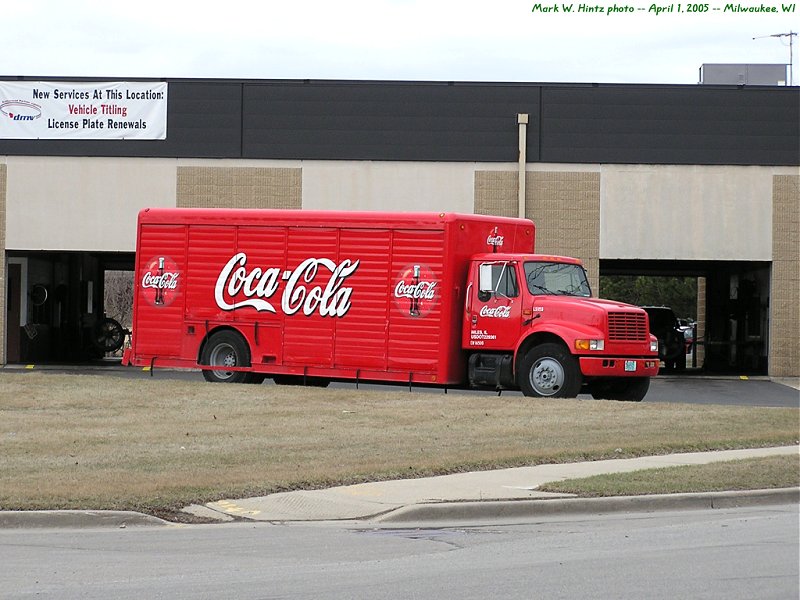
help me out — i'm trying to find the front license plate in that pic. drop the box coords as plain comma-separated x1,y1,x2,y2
624,360,637,372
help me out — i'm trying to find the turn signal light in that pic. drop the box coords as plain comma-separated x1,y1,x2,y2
575,339,604,351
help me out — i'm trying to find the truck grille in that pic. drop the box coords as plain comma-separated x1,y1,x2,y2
607,312,648,342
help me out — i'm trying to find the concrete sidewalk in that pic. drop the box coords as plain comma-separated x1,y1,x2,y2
1,446,796,529
187,445,799,523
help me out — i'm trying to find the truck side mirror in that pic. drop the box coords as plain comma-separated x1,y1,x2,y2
479,264,494,294
478,264,495,301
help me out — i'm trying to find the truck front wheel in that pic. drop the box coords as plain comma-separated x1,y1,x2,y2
588,377,650,402
518,343,582,398
201,331,259,384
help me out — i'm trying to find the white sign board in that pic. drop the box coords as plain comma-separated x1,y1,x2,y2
0,81,167,140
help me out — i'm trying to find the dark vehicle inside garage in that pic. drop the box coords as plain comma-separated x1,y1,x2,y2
5,251,134,364
642,306,686,372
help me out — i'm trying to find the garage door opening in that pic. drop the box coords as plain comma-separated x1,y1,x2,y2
4,251,134,364
600,260,771,376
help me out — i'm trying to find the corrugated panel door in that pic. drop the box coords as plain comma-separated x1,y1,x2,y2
387,229,445,373
236,226,288,363
334,229,391,370
134,224,187,357
233,225,288,325
282,228,338,367
185,226,236,321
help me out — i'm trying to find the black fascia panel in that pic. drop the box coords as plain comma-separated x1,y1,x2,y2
1,78,797,165
241,81,541,162
540,85,800,166
0,81,242,158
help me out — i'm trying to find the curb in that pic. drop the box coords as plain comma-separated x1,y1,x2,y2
1,489,796,529
371,487,800,524
0,510,171,529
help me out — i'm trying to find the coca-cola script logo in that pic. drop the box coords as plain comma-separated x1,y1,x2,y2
215,253,360,317
479,305,511,318
393,264,438,318
141,256,180,307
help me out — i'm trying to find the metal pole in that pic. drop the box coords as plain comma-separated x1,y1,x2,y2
517,113,529,219
753,31,798,85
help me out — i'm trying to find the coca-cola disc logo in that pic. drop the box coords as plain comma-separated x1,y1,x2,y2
393,264,438,318
140,256,180,307
486,226,504,249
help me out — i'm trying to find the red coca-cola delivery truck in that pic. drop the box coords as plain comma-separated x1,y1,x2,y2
123,209,659,400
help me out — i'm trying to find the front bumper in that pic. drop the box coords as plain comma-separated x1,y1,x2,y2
579,356,659,377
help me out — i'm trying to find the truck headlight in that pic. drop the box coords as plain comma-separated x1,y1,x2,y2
575,339,604,351
650,340,659,352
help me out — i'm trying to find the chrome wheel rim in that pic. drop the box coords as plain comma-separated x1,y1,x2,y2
209,342,237,380
529,357,564,396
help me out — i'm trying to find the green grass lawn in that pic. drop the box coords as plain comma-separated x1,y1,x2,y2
1,372,797,518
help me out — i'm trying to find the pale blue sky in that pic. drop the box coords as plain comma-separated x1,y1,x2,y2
3,1,796,84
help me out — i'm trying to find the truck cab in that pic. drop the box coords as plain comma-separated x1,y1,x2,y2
463,254,659,401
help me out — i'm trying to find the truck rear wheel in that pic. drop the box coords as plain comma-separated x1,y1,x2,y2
273,375,330,388
588,377,650,402
201,331,258,384
518,343,582,398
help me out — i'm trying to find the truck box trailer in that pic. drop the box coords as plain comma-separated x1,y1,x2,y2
124,209,659,400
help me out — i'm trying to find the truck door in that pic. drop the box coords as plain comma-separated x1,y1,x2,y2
464,261,521,350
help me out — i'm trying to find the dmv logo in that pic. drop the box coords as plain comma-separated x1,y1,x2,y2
0,100,42,121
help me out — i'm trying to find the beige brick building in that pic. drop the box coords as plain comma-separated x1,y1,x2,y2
1,79,798,378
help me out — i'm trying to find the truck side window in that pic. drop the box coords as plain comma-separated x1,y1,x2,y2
478,263,518,300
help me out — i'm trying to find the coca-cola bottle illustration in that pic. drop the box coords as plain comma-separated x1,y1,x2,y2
154,257,165,305
410,265,421,317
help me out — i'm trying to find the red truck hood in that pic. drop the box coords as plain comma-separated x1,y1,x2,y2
530,295,646,330
578,297,643,311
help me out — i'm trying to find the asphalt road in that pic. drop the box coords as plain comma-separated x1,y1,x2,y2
6,364,799,407
1,505,796,599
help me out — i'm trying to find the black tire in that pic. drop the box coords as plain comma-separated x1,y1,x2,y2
588,377,650,402
518,343,582,398
660,331,684,371
92,317,125,353
273,375,330,388
200,331,256,384
306,378,330,388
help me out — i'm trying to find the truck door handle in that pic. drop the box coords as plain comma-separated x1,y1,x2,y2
523,314,541,326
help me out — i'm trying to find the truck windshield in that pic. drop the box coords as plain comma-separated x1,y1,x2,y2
524,261,592,297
